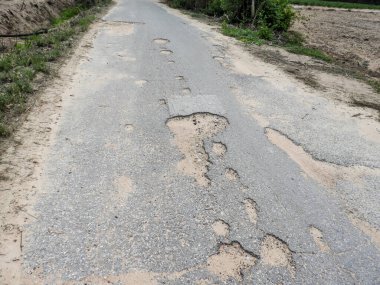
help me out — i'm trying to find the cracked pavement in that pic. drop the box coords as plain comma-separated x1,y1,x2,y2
1,0,379,284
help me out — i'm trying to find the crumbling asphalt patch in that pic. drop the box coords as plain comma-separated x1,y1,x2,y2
212,142,227,157
309,226,330,253
243,198,258,226
260,234,295,275
212,220,230,237
225,168,239,181
206,242,257,282
166,113,228,187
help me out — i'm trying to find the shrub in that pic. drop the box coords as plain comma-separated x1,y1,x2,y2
220,0,251,22
257,24,274,40
205,0,224,16
255,0,295,32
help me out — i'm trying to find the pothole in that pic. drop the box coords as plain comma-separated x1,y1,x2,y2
212,220,230,237
309,226,330,253
206,242,257,282
213,55,224,63
166,113,228,187
160,49,173,55
182,88,191,95
225,168,239,181
243,198,258,225
212,142,227,157
135,80,147,87
153,38,170,44
260,235,295,275
124,124,134,132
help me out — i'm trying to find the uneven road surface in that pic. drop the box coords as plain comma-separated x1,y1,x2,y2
1,0,380,284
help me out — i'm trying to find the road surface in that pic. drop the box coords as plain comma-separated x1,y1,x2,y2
1,0,380,284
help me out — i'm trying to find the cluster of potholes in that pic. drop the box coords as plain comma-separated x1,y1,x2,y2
100,37,334,283
166,113,300,281
153,38,192,95
151,37,333,282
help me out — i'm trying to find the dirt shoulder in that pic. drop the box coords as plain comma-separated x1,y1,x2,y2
0,0,74,35
0,23,100,284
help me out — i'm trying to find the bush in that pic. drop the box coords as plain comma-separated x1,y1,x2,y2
220,0,251,22
205,0,224,16
257,24,274,40
255,0,295,32
167,0,295,33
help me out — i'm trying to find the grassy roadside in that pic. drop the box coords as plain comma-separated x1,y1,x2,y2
220,23,332,62
184,9,380,99
289,0,380,10
0,1,111,137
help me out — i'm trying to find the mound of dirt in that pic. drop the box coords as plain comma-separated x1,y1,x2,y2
0,0,74,35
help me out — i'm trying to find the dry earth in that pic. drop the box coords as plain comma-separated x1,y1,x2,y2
0,0,74,35
292,6,380,76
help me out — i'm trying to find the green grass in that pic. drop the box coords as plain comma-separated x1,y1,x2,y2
284,44,332,62
221,24,331,62
0,1,111,137
221,23,265,45
368,79,380,94
52,6,82,26
289,0,380,10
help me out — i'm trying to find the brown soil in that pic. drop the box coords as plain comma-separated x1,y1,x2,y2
0,0,74,35
292,7,380,76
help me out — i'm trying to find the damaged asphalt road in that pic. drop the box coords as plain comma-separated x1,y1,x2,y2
1,0,379,284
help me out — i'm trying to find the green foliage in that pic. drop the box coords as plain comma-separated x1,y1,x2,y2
78,15,96,31
285,44,332,62
257,24,274,40
220,0,251,22
0,122,10,137
281,31,331,62
52,6,82,26
205,0,224,16
221,22,264,44
256,0,295,32
368,79,380,94
289,0,380,10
